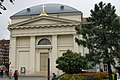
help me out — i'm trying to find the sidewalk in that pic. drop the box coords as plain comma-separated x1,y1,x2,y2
0,76,47,80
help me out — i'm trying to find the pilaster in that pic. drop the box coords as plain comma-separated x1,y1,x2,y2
9,37,16,71
73,34,79,53
78,35,85,56
51,35,58,73
30,36,35,73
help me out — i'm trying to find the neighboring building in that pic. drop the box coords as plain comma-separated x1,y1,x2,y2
0,39,10,68
8,4,88,76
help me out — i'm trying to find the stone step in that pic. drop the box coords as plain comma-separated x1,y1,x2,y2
20,71,53,80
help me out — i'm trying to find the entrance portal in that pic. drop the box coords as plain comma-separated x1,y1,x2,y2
40,53,48,71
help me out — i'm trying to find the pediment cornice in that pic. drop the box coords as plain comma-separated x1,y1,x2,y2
9,23,80,30
9,16,80,27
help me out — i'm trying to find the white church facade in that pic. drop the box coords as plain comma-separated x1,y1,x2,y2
8,4,88,75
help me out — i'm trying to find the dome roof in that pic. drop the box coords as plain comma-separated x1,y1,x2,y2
11,3,81,17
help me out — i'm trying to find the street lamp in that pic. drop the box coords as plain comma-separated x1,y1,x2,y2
48,48,50,80
9,62,11,71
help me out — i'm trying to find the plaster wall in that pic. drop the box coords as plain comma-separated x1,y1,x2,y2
11,26,76,37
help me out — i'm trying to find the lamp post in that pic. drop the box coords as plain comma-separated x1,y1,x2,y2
9,62,11,71
48,48,50,80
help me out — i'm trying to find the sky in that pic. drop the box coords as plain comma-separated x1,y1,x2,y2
0,0,120,40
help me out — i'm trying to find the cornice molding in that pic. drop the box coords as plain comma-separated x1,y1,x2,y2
11,31,76,37
9,16,80,27
9,23,80,30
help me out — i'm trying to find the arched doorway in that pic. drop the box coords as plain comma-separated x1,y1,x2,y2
37,38,51,71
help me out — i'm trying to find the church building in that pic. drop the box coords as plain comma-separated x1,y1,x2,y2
8,3,86,75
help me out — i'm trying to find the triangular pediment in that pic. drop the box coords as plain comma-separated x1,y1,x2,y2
9,16,80,27
22,18,71,26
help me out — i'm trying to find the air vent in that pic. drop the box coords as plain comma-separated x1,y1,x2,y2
60,5,64,10
27,8,31,12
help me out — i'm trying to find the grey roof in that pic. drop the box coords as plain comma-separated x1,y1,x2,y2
11,3,81,17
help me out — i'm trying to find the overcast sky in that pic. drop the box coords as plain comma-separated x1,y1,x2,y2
0,0,120,40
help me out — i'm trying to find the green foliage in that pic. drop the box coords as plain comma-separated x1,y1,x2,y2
59,74,86,80
75,1,120,79
75,1,120,67
56,50,87,74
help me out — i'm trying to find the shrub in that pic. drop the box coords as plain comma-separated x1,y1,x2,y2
59,72,109,80
56,50,88,74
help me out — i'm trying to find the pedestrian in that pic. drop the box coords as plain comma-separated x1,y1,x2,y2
1,69,3,78
116,71,120,80
52,73,57,80
100,68,103,72
114,68,120,80
5,69,9,77
14,70,19,80
9,70,13,79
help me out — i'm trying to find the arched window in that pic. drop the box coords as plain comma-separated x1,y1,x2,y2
38,38,51,45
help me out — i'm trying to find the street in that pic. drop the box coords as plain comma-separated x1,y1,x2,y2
0,76,48,80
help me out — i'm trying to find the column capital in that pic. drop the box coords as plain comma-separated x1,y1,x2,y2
11,36,17,38
73,34,79,36
52,34,57,36
30,35,35,37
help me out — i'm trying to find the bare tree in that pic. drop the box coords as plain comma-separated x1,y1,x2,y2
0,0,14,14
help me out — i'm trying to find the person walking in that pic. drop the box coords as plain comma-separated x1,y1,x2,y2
1,69,3,78
52,73,57,80
9,70,13,79
14,70,19,80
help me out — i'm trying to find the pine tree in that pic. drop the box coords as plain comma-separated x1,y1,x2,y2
75,1,120,80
